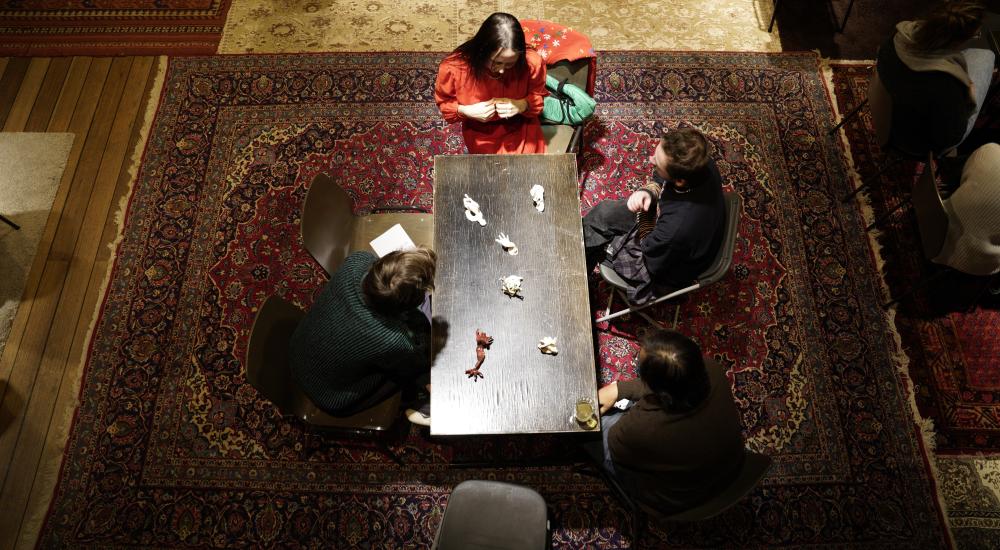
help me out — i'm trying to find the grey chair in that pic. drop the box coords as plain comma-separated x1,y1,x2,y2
244,295,403,462
599,450,771,544
542,58,590,155
595,191,742,326
883,153,975,307
301,173,434,276
432,480,549,550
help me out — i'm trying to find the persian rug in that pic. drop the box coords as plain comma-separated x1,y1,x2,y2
0,0,231,56
937,456,1000,549
828,62,1000,454
36,52,948,548
219,0,781,54
0,132,73,355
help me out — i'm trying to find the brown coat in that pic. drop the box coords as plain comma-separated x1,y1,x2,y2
608,358,746,510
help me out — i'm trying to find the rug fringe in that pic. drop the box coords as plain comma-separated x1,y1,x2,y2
820,56,956,549
15,56,168,550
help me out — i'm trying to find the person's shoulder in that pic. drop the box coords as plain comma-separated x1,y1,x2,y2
343,251,377,271
440,52,467,68
524,49,544,69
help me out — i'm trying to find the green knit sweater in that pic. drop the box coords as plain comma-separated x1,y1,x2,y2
289,252,430,414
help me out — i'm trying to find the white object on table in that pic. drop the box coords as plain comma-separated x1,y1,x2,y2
369,223,416,257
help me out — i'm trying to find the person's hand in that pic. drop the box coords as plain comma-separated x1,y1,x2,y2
626,189,653,213
493,98,527,119
458,101,497,122
598,382,619,414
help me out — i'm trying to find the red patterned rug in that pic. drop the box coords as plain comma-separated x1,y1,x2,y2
830,62,1000,453
0,0,230,55
38,53,948,547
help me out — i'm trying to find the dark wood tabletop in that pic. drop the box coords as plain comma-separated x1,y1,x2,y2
430,154,599,435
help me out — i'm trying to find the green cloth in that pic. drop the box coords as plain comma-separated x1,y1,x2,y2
541,74,596,125
289,251,430,414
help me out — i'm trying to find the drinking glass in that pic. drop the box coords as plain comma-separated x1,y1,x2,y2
574,397,598,430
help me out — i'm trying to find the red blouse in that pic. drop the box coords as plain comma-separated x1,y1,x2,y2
434,49,547,154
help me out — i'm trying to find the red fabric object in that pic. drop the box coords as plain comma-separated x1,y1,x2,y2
521,19,597,95
434,50,548,154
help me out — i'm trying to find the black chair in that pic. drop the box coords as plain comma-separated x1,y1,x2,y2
432,480,549,550
541,58,591,156
595,192,742,326
769,0,856,33
597,450,771,544
244,295,404,464
301,173,433,276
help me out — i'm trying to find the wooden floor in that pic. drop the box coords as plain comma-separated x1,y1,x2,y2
0,56,162,550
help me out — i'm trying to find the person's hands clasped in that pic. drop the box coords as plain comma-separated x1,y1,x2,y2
493,98,527,119
626,189,654,213
458,101,497,122
597,382,620,414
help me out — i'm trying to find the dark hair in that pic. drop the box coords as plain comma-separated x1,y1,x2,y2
914,0,984,51
453,12,529,81
362,247,436,314
660,128,711,187
638,329,711,413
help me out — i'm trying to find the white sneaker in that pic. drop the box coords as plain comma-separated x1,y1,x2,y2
405,408,431,427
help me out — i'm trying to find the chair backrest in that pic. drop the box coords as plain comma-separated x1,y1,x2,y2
912,153,950,260
433,480,549,550
867,70,893,148
245,295,306,414
696,191,742,286
546,59,591,94
301,173,356,276
655,450,772,521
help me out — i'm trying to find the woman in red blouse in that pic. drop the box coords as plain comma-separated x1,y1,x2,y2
434,13,547,154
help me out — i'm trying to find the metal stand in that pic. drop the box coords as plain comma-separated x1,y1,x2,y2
0,214,19,230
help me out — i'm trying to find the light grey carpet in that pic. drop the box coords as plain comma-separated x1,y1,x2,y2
0,132,74,356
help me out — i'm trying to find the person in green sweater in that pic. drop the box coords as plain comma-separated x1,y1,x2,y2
591,329,746,512
290,248,435,416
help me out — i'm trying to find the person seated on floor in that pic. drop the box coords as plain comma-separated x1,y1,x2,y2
877,0,994,154
434,12,548,154
582,127,726,303
936,142,1000,276
289,248,435,418
591,329,745,512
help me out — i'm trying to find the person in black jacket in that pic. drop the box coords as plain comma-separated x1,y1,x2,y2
877,0,994,154
589,329,746,511
582,128,726,303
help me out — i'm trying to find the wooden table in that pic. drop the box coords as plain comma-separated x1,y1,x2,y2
430,154,598,435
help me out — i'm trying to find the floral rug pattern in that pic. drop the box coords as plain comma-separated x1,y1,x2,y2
38,52,947,548
219,0,781,54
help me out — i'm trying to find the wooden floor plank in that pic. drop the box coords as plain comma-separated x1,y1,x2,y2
0,58,30,129
3,58,51,132
23,58,72,133
47,57,131,262
45,57,91,134
13,259,106,550
0,261,68,545
0,57,151,550
0,58,109,394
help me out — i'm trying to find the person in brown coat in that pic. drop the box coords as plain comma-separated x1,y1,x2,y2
594,329,746,512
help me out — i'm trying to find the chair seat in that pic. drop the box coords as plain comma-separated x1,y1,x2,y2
599,262,630,291
541,124,578,154
294,391,402,431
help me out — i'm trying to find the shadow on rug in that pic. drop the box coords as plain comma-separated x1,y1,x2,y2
829,62,1000,455
37,53,947,548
